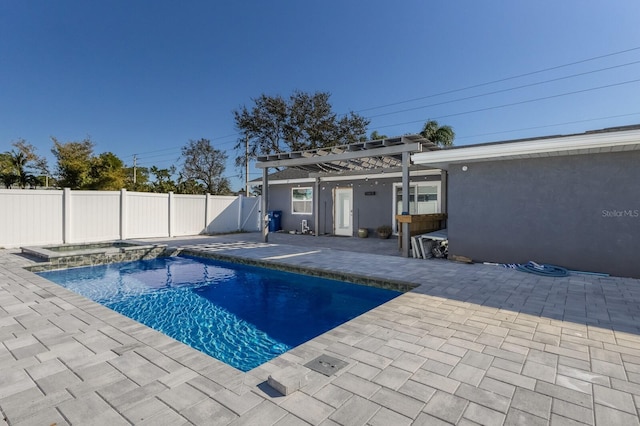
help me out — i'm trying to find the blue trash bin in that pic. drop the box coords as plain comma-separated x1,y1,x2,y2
268,210,282,232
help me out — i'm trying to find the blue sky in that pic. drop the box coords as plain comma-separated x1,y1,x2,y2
2,1,639,190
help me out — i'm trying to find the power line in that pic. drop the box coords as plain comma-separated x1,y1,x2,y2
375,78,640,130
367,60,640,119
123,146,179,158
355,45,640,114
455,112,640,140
134,151,181,161
123,133,240,158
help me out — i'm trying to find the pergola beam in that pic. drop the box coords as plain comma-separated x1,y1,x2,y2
256,142,422,169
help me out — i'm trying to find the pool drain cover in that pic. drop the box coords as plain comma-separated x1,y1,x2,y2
304,355,348,376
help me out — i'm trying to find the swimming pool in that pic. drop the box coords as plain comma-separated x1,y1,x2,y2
39,255,400,371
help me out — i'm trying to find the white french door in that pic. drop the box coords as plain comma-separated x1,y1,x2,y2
333,187,353,236
393,182,441,232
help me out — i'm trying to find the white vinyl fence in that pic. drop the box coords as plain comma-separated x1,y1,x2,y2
0,189,261,248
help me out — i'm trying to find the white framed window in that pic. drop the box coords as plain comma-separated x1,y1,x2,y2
393,182,441,231
292,187,313,214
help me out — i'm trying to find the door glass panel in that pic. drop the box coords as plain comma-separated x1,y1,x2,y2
416,185,438,214
339,194,350,228
396,187,415,215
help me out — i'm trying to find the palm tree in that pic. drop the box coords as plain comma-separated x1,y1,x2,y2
9,150,35,189
420,120,455,147
2,141,48,189
0,172,17,189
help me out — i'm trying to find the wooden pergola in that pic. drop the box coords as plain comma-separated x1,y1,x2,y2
255,134,442,257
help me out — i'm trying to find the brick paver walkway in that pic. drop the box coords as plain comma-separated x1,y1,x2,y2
1,233,640,425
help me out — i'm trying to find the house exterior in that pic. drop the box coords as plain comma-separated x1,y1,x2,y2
253,167,443,236
412,124,640,278
253,135,445,252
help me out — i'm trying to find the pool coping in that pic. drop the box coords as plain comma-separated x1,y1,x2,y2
178,248,418,293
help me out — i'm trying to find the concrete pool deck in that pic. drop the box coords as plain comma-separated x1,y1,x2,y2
2,233,640,425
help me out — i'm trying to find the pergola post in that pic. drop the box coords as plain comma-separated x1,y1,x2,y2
401,151,410,257
440,170,448,216
314,177,320,236
262,167,269,242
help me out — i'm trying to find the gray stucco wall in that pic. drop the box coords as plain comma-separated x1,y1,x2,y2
447,150,640,278
266,185,309,233
266,175,440,236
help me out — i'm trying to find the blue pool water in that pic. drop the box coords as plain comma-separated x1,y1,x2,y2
39,255,400,371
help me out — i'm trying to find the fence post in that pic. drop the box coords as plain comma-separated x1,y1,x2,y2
63,188,72,243
237,194,243,231
204,193,211,234
120,189,127,240
168,191,174,237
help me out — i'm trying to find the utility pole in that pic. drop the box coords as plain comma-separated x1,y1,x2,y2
245,134,249,197
133,154,137,189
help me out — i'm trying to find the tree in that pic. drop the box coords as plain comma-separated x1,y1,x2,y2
87,152,127,190
369,130,388,140
10,151,30,188
233,90,370,176
0,152,17,188
419,120,455,147
176,176,205,194
180,138,231,195
51,137,95,189
1,139,48,189
149,166,176,193
1,173,18,189
123,166,150,191
12,139,49,176
0,152,11,173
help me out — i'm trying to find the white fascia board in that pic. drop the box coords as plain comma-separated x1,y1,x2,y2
412,129,640,166
252,169,442,185
249,177,314,187
321,169,440,182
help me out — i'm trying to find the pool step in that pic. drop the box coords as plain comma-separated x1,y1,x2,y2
267,365,311,396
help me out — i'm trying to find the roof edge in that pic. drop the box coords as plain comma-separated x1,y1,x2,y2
412,125,640,168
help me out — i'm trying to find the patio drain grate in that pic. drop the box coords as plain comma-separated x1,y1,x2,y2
304,354,348,376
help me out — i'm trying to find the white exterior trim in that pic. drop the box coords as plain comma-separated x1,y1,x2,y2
251,168,442,187
412,128,640,169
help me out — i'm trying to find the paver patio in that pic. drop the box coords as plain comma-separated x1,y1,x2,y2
1,233,640,425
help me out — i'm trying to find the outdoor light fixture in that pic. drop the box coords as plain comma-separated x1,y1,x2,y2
462,165,468,171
